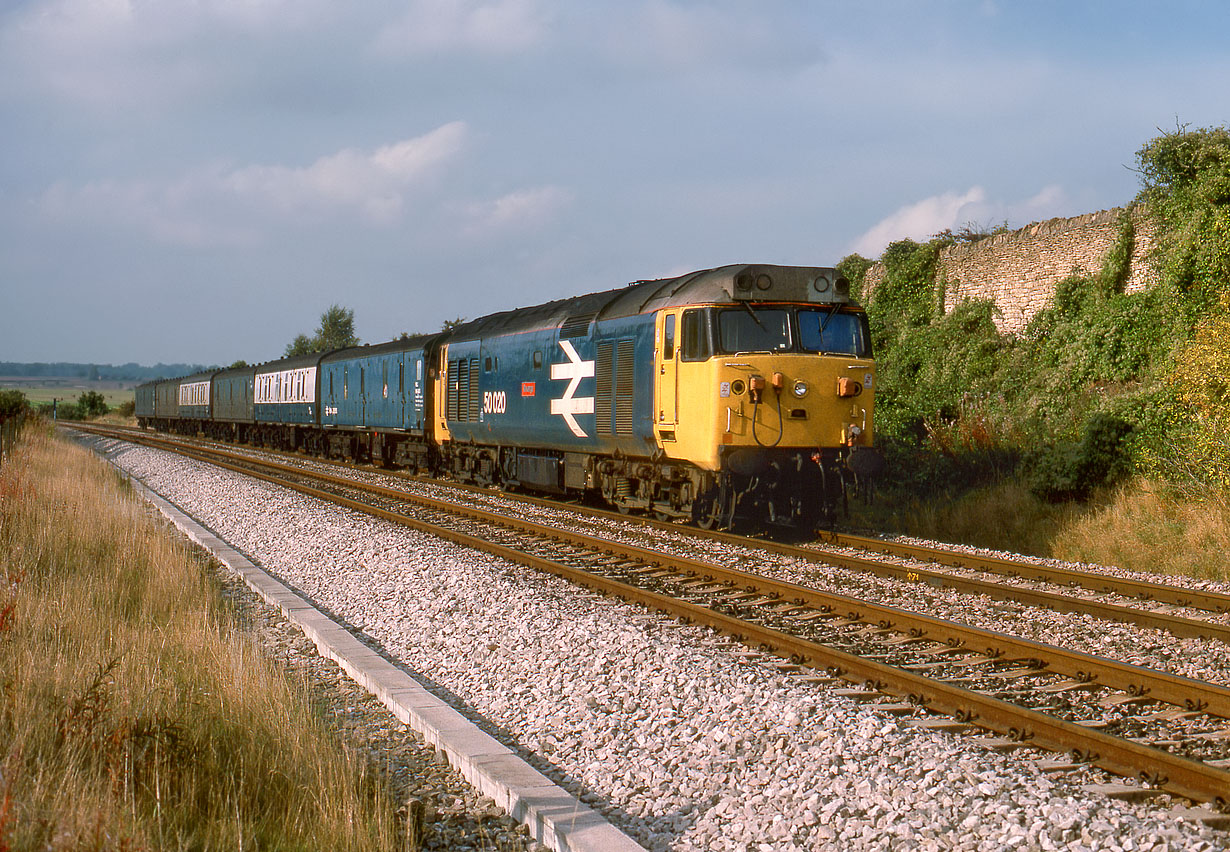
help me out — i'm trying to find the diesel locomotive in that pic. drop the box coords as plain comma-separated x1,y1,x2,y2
135,263,876,529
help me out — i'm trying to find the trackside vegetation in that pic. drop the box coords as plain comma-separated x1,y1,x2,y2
841,124,1230,577
0,425,404,850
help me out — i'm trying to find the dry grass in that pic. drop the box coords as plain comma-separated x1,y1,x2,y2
0,424,402,850
1050,479,1230,581
862,477,1230,581
860,481,1081,558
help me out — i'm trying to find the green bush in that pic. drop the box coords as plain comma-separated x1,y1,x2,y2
1025,413,1134,502
861,126,1230,504
38,401,80,420
0,389,29,418
76,390,108,418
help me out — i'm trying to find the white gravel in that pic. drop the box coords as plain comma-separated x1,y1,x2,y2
97,436,1228,852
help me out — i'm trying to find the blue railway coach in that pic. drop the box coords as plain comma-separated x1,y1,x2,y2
318,337,436,468
253,353,323,426
209,363,255,442
175,370,219,432
134,382,155,426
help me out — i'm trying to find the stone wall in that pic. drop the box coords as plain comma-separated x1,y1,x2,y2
862,206,1158,333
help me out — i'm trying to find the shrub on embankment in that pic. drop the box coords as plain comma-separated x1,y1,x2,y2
840,124,1230,578
0,424,402,850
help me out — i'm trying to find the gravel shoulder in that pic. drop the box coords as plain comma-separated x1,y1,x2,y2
93,435,1229,852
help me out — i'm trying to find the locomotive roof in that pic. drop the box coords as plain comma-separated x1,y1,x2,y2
446,263,853,341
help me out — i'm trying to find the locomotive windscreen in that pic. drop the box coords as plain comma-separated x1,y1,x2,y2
798,308,870,357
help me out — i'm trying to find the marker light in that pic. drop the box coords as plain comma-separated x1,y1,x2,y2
793,380,809,398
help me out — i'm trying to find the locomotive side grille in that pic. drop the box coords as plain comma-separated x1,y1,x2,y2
615,339,635,435
447,359,459,421
457,358,471,422
595,342,613,434
559,313,595,338
468,358,480,422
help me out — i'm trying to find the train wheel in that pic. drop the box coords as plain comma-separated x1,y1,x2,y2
692,486,727,530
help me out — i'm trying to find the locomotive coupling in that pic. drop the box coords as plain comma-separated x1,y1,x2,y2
749,374,766,404
837,376,863,398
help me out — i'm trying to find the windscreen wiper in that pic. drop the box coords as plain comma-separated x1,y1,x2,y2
741,300,767,331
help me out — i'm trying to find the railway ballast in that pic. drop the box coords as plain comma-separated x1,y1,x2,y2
84,431,1230,852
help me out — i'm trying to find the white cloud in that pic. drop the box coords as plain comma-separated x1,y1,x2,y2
850,184,1075,257
851,187,986,256
0,0,337,107
224,122,469,223
38,123,470,244
462,185,572,235
599,1,822,73
373,0,548,57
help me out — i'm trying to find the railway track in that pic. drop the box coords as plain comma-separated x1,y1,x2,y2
90,424,1230,646
73,423,1230,809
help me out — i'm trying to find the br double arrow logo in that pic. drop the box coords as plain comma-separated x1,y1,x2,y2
550,340,595,437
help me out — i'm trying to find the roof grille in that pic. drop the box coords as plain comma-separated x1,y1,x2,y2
559,313,595,338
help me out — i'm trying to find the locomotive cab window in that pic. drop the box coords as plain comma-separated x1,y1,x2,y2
681,309,711,362
663,314,676,360
717,308,790,353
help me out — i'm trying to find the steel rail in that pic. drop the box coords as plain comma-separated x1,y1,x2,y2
117,437,1230,806
818,530,1230,615
75,424,1230,644
76,422,1230,617
120,431,1230,723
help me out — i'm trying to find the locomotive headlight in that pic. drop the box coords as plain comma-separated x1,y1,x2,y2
792,380,809,398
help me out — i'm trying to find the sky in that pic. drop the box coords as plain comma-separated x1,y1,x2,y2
2,0,1228,367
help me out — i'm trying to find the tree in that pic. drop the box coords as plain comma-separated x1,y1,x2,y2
284,305,361,356
440,317,466,332
284,334,316,357
77,390,108,418
228,359,249,369
318,304,359,350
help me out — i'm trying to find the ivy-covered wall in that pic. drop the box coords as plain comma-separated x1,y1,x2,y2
863,207,1158,333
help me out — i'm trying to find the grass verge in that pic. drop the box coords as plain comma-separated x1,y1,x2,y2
856,477,1230,582
0,424,402,850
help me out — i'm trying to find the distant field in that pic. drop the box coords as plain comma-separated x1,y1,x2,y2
0,378,135,407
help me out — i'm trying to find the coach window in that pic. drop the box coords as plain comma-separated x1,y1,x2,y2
663,314,676,360
681,309,711,362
